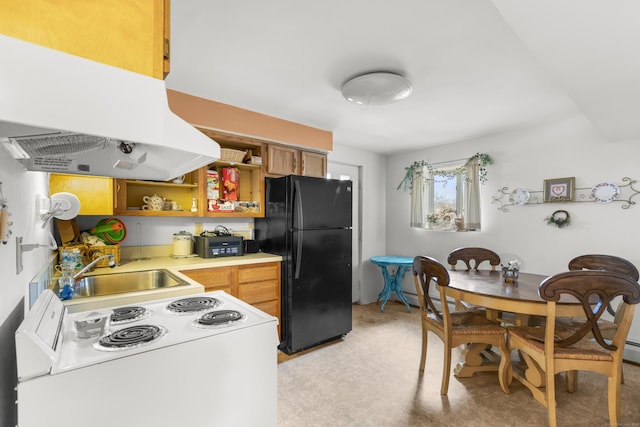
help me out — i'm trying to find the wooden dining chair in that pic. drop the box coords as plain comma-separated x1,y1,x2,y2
565,254,639,386
447,247,501,271
503,270,640,427
447,247,509,319
412,255,510,395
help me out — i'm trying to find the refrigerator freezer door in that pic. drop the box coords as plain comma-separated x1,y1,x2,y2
291,176,352,230
283,228,352,353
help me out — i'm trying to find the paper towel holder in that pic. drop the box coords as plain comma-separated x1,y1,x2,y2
39,192,81,224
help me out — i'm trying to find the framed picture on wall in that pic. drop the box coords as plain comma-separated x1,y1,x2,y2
543,177,575,202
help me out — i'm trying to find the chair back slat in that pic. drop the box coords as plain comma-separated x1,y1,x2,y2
568,254,639,280
568,254,639,317
413,255,450,322
447,247,500,271
539,270,640,350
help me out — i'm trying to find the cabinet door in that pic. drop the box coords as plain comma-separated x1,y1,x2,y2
267,145,299,176
49,174,113,215
300,151,327,178
180,267,235,294
0,0,169,78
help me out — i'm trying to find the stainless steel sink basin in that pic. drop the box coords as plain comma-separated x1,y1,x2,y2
73,269,189,298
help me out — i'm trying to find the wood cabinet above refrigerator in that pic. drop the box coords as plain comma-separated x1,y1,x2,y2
266,144,327,178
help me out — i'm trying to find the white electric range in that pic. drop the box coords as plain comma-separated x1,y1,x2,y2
15,289,279,427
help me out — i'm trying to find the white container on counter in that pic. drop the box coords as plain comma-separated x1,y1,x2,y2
171,231,194,258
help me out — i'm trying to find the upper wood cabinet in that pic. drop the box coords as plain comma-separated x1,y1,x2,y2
48,131,327,219
300,150,328,178
49,174,114,215
266,144,327,178
0,0,170,78
197,129,265,218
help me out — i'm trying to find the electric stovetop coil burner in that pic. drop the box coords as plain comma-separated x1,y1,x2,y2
110,306,152,324
165,296,221,314
94,324,167,352
195,310,245,328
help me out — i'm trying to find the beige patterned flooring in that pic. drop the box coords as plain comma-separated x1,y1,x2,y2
277,302,640,427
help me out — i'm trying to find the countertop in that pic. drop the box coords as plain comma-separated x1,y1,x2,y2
62,252,282,312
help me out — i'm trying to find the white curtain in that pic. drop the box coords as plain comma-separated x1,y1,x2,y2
465,160,481,230
410,168,425,227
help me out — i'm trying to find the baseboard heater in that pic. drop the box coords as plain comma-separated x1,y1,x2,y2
624,340,640,364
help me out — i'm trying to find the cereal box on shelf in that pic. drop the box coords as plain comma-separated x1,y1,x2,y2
207,170,219,211
222,167,239,201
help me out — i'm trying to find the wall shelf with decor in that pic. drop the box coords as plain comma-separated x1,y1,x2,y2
492,177,639,212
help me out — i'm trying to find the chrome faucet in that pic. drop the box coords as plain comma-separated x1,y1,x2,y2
73,254,118,280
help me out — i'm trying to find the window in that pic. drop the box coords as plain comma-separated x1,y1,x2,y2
428,168,465,230
403,154,491,231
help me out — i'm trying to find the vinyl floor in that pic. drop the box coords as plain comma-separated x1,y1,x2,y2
277,301,640,427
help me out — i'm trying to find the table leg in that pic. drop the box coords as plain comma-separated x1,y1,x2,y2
375,266,393,311
375,265,412,312
453,344,501,377
393,266,412,312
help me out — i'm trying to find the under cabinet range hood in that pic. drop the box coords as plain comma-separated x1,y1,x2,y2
0,35,220,180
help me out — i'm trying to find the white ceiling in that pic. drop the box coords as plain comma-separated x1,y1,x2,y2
166,0,640,154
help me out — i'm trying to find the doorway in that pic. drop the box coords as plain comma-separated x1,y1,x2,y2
327,162,361,303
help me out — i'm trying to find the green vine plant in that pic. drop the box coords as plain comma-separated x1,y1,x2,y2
397,152,494,191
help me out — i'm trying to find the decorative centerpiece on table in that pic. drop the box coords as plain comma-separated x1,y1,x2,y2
501,260,520,284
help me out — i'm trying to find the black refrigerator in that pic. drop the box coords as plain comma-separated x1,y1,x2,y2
255,175,352,354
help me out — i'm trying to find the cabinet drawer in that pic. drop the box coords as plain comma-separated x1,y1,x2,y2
238,280,279,304
180,267,234,288
237,262,279,283
252,299,279,318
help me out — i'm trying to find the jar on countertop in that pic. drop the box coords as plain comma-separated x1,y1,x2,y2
172,231,194,258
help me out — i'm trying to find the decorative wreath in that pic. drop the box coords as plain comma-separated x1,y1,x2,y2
545,210,571,228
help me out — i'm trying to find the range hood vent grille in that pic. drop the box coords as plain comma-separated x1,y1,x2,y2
9,133,109,157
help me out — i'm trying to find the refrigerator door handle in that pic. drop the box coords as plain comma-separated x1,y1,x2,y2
294,229,303,279
293,180,304,279
293,180,304,230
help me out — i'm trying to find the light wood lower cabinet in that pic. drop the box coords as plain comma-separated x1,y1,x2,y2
180,261,281,334
179,266,235,295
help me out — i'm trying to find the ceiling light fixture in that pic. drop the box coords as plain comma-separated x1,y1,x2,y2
341,72,412,106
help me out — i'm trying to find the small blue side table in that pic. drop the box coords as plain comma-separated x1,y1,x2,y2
370,256,414,312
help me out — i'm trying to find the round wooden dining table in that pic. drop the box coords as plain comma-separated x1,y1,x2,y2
444,269,585,383
446,269,585,319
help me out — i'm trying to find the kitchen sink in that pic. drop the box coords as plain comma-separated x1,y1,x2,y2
73,269,189,298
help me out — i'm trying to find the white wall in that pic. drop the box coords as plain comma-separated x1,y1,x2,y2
329,143,387,304
388,113,640,281
0,154,52,325
0,152,52,427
